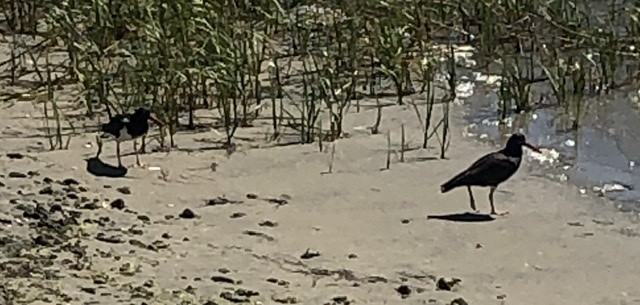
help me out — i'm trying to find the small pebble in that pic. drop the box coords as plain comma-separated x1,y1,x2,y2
61,178,79,186
110,199,126,210
80,287,96,294
450,297,469,305
116,186,131,195
211,275,236,284
436,277,461,291
396,285,411,298
179,209,197,219
246,193,258,199
39,186,54,195
230,212,246,219
8,172,27,178
6,153,25,159
50,204,63,213
259,220,278,227
300,248,320,259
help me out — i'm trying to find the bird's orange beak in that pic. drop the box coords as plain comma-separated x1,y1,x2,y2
148,113,164,126
524,142,542,153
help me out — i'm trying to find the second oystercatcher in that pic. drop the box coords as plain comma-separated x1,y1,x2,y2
440,132,541,215
100,107,163,168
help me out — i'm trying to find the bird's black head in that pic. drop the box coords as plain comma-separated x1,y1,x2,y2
133,107,151,118
503,132,541,157
133,107,163,126
506,132,526,147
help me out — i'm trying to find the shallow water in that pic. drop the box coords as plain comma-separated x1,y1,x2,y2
462,84,640,214
369,38,640,214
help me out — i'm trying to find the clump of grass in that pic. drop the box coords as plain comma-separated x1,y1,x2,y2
0,0,636,165
415,51,439,149
385,129,391,170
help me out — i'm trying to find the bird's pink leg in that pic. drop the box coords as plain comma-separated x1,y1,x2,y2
489,186,509,216
116,142,123,168
129,140,146,168
137,135,146,153
467,186,478,212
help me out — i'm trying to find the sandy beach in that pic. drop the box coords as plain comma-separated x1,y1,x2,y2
1,98,639,305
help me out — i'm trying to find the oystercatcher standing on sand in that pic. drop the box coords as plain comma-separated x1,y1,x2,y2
440,132,541,216
100,107,163,168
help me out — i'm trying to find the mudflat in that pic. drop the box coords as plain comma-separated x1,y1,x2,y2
1,101,639,305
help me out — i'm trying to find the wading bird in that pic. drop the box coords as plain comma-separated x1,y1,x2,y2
100,107,163,168
440,132,541,215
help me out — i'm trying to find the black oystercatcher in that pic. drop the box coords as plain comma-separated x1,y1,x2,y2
440,133,541,215
100,107,163,168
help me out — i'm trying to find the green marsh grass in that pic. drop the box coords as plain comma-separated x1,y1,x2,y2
0,0,639,165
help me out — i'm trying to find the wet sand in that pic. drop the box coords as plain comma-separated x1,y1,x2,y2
1,99,639,305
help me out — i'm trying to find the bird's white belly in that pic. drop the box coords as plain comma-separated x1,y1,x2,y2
115,128,134,142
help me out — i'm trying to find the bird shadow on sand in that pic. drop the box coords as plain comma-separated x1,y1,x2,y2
426,212,495,223
84,157,128,178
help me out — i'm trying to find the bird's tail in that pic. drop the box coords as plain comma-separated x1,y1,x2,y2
440,172,467,193
100,122,111,132
100,122,116,138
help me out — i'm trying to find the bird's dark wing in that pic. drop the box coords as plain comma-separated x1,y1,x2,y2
441,152,495,191
101,114,129,135
456,152,520,186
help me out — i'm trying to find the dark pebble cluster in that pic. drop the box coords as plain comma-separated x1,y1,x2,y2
0,164,471,304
